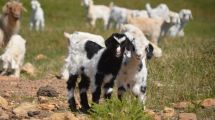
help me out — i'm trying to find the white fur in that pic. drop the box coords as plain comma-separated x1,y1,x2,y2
168,9,193,37
86,0,111,29
117,24,152,104
127,14,180,45
0,34,26,77
29,0,45,31
108,4,148,29
145,3,170,21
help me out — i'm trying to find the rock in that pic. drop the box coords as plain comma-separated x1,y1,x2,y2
37,85,59,97
38,96,49,103
163,107,175,119
38,103,57,111
21,63,36,76
13,102,38,118
154,114,162,120
201,98,215,108
144,109,155,117
179,113,197,120
48,112,78,120
35,54,48,60
27,111,40,117
173,102,191,109
0,112,9,120
0,96,8,109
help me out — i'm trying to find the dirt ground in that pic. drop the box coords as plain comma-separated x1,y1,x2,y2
0,76,67,99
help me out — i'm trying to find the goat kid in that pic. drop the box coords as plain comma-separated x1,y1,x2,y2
66,33,132,112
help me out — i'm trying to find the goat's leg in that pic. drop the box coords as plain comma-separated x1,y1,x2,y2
103,77,115,99
79,73,90,110
117,83,127,101
67,74,78,111
40,20,45,31
92,73,104,104
35,21,40,31
13,67,20,78
0,69,7,76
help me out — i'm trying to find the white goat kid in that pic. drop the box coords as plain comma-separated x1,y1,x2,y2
168,9,193,37
86,0,110,29
0,34,26,77
29,0,45,31
117,24,154,104
145,3,170,21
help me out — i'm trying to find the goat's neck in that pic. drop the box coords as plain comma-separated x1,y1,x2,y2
4,15,20,34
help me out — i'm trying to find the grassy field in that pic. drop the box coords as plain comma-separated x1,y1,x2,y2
0,0,215,119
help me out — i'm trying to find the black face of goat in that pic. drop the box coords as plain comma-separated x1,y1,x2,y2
105,33,130,58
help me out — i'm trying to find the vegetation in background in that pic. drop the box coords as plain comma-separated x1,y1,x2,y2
0,0,214,119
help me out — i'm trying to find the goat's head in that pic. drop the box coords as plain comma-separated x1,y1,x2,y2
179,9,193,22
2,1,26,20
105,33,130,58
120,24,154,61
31,0,41,10
167,12,181,25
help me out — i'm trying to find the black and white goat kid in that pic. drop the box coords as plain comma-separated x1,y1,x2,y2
65,32,132,112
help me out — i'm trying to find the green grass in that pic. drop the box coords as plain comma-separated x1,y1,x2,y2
0,0,215,119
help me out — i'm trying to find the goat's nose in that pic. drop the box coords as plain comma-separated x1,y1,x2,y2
136,54,141,59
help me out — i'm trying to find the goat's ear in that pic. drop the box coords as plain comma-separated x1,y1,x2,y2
64,32,71,39
2,2,11,14
105,33,120,47
146,43,154,59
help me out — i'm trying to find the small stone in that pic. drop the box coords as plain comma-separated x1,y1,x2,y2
163,107,175,118
179,113,197,120
21,63,36,76
38,103,56,111
35,54,48,60
0,96,8,109
37,85,59,97
0,112,9,120
38,96,49,103
201,98,215,108
13,102,38,118
173,102,191,109
27,111,40,117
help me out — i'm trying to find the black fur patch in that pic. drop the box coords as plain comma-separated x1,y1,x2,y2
85,41,103,59
79,73,90,109
138,62,143,71
117,86,126,100
140,86,146,94
146,44,154,59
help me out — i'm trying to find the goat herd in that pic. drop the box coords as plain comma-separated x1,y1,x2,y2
0,0,193,113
